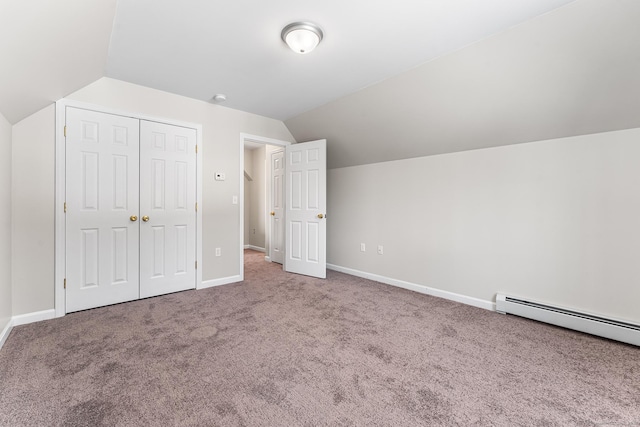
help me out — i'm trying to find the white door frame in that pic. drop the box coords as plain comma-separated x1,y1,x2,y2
239,133,291,281
54,99,203,317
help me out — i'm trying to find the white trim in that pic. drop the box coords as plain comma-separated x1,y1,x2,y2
55,101,66,318
327,264,495,311
195,122,203,292
239,133,291,282
200,275,242,290
12,309,56,326
55,99,204,313
265,256,272,262
244,245,265,252
1,310,58,349
0,319,13,350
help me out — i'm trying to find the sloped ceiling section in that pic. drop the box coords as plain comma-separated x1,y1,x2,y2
0,0,117,124
285,0,640,169
105,0,574,121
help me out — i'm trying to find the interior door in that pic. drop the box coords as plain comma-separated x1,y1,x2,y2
284,139,327,278
139,120,197,298
65,107,140,312
270,149,285,264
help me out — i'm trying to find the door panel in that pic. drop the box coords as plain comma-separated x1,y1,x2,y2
270,150,285,264
66,107,140,312
139,121,197,298
285,140,327,278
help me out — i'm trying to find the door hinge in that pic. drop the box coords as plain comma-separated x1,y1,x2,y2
64,202,67,213
195,202,198,212
64,278,66,289
195,145,198,154
195,261,198,269
64,126,67,137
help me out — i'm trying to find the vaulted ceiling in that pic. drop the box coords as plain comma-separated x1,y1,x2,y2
2,0,639,168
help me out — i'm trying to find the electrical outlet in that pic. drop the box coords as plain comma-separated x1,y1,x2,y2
232,195,238,204
377,245,383,255
215,248,221,257
360,243,366,252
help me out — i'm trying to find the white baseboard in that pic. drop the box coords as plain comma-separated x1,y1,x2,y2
12,309,56,326
1,309,57,350
327,264,495,312
244,245,265,252
199,275,242,290
0,318,13,350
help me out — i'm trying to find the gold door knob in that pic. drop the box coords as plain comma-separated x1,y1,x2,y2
130,215,138,222
317,214,324,219
270,212,275,216
142,216,150,222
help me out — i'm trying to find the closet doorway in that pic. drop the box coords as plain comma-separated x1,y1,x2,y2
55,101,203,315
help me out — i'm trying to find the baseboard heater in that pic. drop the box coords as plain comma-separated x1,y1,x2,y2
496,294,640,347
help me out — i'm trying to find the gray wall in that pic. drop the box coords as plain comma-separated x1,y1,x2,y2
11,105,55,316
243,146,267,250
328,128,640,324
249,147,266,250
10,77,295,316
0,112,11,330
244,148,254,246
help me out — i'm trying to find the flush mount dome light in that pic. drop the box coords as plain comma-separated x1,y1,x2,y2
281,22,323,54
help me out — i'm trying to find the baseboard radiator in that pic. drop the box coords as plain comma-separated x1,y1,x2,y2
496,294,640,347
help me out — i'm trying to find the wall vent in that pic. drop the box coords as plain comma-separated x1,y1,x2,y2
496,294,639,347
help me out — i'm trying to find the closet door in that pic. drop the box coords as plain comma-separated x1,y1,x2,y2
139,121,197,298
65,108,140,312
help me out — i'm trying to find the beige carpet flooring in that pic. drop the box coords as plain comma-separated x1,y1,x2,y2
1,250,639,426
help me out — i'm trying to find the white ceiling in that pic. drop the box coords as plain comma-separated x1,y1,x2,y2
0,0,576,124
0,0,117,124
106,0,575,121
286,0,640,168
2,0,639,169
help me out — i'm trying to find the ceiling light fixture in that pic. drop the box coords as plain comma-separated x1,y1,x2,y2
281,22,323,54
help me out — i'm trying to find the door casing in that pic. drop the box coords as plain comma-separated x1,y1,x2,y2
55,99,203,317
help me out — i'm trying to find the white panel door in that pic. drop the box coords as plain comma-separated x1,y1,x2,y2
65,107,140,312
285,140,327,278
139,121,197,298
270,149,285,264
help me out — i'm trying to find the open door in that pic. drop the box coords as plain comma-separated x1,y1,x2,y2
284,139,327,278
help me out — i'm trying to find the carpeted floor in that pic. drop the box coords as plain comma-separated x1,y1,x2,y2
1,250,639,426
